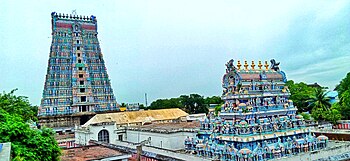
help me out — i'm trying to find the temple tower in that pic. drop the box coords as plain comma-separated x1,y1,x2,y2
38,12,119,127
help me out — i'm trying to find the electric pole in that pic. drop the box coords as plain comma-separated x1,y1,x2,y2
145,93,148,108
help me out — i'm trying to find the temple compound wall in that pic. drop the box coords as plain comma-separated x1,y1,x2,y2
38,12,119,128
280,141,350,161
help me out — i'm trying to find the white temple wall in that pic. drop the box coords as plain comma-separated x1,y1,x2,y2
125,130,196,151
75,124,117,145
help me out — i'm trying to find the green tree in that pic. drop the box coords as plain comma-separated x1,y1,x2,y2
204,96,224,105
149,94,212,114
336,72,350,97
0,90,61,161
214,105,221,116
0,89,38,122
285,80,316,112
308,88,331,120
300,112,311,120
148,98,183,110
180,94,209,114
0,111,61,161
324,108,341,125
139,104,145,109
335,72,350,119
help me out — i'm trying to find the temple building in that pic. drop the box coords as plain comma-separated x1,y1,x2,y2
75,108,198,152
38,12,119,128
185,59,329,160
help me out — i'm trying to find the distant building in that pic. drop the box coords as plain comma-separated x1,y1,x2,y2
0,143,11,161
126,103,140,111
55,129,77,148
307,82,322,88
326,91,339,104
75,108,188,146
186,113,206,122
335,120,350,130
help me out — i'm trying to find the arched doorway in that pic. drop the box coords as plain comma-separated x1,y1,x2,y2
98,130,109,143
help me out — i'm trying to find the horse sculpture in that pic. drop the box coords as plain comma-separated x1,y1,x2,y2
270,59,280,71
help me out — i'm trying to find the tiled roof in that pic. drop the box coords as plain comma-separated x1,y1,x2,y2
61,145,129,161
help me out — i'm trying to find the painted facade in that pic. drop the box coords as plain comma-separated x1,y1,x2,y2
38,12,118,127
185,59,329,160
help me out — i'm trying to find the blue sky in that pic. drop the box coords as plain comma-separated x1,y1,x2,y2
0,0,350,106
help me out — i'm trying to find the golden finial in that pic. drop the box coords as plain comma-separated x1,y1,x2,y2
237,60,241,70
251,61,255,70
258,61,262,70
264,61,269,70
244,60,248,70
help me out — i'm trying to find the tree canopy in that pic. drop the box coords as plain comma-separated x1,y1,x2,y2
308,88,331,121
285,80,317,112
286,80,341,123
0,89,38,122
335,72,350,119
0,90,61,161
148,94,222,114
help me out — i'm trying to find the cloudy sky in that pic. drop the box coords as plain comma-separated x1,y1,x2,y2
0,0,349,105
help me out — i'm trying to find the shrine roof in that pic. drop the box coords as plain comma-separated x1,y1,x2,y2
235,70,283,81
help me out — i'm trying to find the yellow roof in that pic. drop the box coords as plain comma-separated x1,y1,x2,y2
83,108,188,127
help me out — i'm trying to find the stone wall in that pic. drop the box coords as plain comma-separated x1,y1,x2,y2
39,114,94,128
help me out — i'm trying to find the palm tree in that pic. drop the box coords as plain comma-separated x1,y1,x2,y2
307,88,331,112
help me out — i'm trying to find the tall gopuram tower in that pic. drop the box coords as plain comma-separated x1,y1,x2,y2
38,12,119,128
185,59,328,160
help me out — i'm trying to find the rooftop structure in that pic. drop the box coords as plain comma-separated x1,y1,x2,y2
185,59,328,160
186,113,207,122
60,144,131,161
82,108,188,127
326,91,339,104
75,108,189,146
38,12,119,127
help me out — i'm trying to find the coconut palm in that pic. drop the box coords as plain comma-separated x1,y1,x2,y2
307,88,331,112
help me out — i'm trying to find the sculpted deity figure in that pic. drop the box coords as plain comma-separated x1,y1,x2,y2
225,59,236,73
273,123,278,131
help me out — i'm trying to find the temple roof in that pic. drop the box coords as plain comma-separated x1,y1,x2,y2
82,108,188,127
238,71,283,81
223,59,286,82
